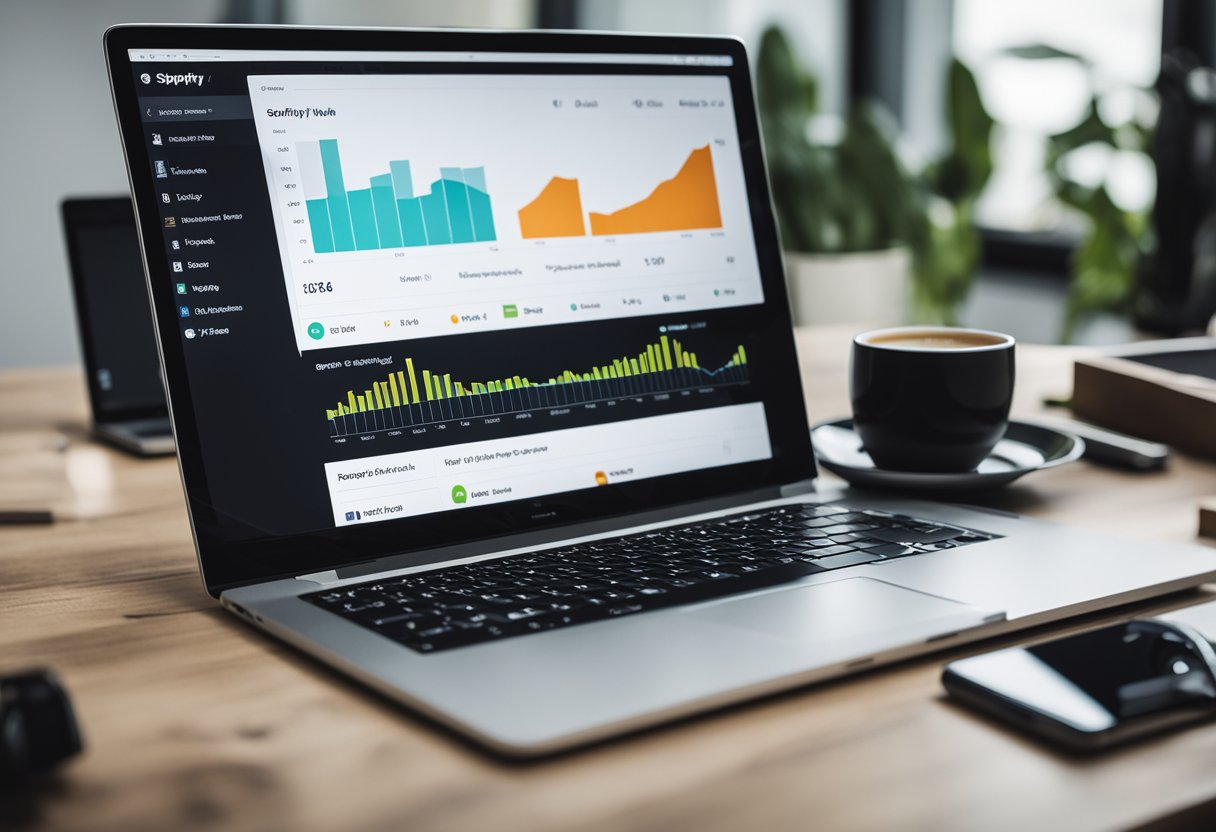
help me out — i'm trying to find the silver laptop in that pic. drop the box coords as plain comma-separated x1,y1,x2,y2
105,24,1216,756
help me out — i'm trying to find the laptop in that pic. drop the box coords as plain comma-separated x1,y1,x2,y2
62,197,174,456
104,24,1216,756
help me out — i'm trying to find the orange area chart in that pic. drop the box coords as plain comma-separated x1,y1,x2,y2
518,176,587,238
589,145,723,236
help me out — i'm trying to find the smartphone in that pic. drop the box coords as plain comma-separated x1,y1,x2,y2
942,620,1216,751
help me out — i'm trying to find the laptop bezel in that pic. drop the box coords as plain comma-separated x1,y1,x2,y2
104,24,817,596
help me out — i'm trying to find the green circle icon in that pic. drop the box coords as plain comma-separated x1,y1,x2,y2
307,322,325,340
451,484,468,504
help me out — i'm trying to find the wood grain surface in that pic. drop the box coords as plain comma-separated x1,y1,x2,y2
4,327,1216,832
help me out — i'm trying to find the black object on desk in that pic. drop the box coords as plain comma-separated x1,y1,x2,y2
1025,417,1170,471
943,620,1216,751
0,511,54,525
0,668,83,785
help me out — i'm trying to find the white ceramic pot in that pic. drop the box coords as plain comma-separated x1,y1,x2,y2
783,247,911,327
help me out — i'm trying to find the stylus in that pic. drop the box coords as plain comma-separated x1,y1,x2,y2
1028,417,1170,471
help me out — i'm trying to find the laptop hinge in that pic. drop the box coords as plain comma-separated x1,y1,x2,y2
779,478,817,497
293,486,790,586
297,569,341,585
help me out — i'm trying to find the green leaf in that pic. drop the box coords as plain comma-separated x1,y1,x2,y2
929,60,994,204
1002,43,1089,64
912,200,981,324
1061,187,1140,339
756,26,818,123
1048,98,1115,159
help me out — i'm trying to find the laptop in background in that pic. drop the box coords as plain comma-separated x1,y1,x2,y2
62,197,173,456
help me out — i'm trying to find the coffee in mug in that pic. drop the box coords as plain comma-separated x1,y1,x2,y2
850,327,1015,472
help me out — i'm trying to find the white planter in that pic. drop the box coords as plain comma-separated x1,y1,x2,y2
783,247,912,327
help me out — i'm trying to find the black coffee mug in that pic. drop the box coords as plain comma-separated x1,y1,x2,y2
850,327,1015,472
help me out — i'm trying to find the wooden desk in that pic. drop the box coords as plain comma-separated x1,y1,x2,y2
4,327,1216,832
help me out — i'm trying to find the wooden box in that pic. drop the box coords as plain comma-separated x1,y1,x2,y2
1071,337,1216,460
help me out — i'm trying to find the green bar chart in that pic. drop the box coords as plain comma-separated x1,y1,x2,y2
300,139,497,254
326,337,752,437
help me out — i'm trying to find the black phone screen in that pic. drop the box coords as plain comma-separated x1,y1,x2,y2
945,622,1216,739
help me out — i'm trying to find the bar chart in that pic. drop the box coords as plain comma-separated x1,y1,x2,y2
326,335,750,437
300,139,497,253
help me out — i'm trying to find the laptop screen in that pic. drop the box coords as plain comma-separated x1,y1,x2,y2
62,199,168,421
111,32,813,588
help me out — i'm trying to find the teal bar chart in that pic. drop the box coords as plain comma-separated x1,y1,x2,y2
299,139,497,254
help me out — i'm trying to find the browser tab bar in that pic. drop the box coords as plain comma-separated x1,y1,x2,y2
129,48,733,66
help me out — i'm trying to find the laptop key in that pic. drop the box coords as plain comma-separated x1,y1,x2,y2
866,526,964,545
868,543,922,559
812,551,884,570
805,544,854,557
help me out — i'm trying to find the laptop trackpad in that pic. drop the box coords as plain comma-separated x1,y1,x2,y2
681,577,999,643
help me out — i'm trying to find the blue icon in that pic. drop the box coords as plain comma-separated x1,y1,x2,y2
344,511,356,521
178,306,190,318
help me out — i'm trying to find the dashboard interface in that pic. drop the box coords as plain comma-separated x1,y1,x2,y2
124,45,792,549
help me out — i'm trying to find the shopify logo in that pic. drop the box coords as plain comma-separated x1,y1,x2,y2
153,72,207,87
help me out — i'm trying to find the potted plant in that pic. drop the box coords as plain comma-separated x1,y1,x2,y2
756,25,995,326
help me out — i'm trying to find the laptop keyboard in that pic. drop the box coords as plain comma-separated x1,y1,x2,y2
303,503,999,653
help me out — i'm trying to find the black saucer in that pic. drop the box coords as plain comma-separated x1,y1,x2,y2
811,418,1084,491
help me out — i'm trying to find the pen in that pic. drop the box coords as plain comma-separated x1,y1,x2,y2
0,510,54,525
